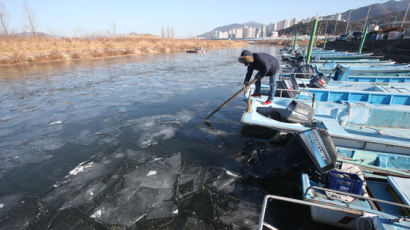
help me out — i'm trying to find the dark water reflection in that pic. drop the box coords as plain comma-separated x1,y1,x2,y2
0,46,331,229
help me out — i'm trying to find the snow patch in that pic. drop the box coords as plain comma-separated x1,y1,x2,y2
50,120,62,125
147,170,157,176
69,161,94,176
90,209,102,218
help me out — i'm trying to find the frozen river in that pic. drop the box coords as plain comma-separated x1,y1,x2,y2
0,46,331,229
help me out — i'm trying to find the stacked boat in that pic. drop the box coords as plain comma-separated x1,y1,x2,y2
254,48,410,229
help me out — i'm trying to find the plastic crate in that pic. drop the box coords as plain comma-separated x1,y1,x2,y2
328,170,363,195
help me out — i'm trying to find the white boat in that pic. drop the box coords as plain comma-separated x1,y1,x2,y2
241,96,410,155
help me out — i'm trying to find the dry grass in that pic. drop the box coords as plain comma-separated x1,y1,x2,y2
0,35,247,66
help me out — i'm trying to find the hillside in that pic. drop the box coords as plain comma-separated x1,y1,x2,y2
324,0,410,23
279,20,364,36
199,0,409,38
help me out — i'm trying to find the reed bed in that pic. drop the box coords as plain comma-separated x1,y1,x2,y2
0,35,247,66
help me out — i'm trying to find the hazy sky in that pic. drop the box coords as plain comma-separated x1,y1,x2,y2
2,0,387,37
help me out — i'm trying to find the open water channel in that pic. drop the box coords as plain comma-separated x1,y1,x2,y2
0,46,334,229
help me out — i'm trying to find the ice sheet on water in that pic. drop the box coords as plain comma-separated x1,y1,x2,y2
0,127,15,137
28,136,65,151
163,217,211,230
217,201,261,230
177,167,203,200
136,125,176,148
42,159,110,210
42,149,152,209
0,147,52,174
0,194,23,218
127,110,194,148
93,127,120,136
97,136,120,147
41,150,181,227
68,130,97,146
199,126,229,136
204,168,239,193
89,153,181,227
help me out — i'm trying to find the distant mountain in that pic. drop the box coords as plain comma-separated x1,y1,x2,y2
199,21,265,38
200,0,409,39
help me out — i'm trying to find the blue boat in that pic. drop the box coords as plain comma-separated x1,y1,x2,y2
319,62,410,75
331,68,410,82
300,171,410,229
336,147,410,177
312,53,380,60
251,84,410,106
258,151,410,230
292,79,410,94
313,52,374,57
241,97,410,155
296,89,410,106
312,59,395,64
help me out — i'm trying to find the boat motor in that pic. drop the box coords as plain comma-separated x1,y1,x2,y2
294,64,316,79
333,64,348,81
308,73,329,88
288,128,338,181
275,75,300,98
256,100,314,125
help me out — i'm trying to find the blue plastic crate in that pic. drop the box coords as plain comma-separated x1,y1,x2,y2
328,170,363,195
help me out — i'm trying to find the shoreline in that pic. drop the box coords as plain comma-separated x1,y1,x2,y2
0,36,247,67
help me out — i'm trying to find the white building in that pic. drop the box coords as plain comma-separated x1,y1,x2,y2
243,26,257,38
229,28,243,39
213,30,229,39
271,31,279,38
368,24,379,32
333,13,342,21
290,18,299,26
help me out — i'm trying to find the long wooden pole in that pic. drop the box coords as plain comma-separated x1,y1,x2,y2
204,78,258,120
363,5,371,31
345,10,352,34
358,26,368,54
401,1,410,28
306,17,318,64
293,33,298,49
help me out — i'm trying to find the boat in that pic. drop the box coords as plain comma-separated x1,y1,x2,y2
296,88,410,105
300,170,410,229
313,54,382,60
186,47,206,53
247,84,410,106
336,147,410,177
241,96,410,155
312,59,396,64
319,63,410,75
292,79,410,93
257,130,410,230
283,64,410,83
316,60,399,67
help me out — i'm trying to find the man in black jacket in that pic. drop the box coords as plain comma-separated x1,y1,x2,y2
239,50,281,105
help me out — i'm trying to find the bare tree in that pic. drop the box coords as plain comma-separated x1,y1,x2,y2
161,25,165,38
167,25,170,38
0,1,8,36
170,26,174,38
111,22,117,38
24,0,37,36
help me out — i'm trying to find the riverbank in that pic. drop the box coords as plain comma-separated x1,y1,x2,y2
0,36,247,66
